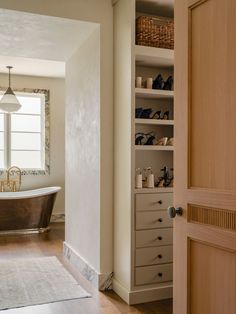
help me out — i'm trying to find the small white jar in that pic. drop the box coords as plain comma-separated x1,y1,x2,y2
135,77,143,88
146,77,153,89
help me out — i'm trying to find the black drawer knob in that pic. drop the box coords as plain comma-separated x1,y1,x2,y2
158,273,163,277
158,218,163,222
158,200,162,204
158,236,162,240
158,254,162,259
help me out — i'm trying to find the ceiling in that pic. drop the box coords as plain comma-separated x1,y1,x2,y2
0,56,65,78
0,9,98,78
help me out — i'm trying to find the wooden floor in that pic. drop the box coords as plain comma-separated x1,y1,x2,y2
0,223,172,314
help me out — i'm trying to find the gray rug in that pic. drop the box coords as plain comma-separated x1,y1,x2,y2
0,256,90,311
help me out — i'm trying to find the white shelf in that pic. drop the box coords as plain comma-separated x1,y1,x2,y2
135,88,174,99
134,187,174,194
135,145,174,151
135,45,174,67
135,118,174,126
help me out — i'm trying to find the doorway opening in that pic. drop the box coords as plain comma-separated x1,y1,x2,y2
0,7,101,276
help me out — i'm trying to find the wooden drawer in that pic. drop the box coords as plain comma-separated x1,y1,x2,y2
136,211,173,230
135,263,173,285
136,246,173,266
136,193,173,211
136,228,173,248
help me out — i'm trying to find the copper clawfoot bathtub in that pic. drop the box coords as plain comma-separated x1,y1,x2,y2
0,186,61,235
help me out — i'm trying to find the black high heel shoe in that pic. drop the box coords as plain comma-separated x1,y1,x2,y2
140,108,152,119
135,133,145,145
144,133,156,145
161,166,172,187
163,76,173,90
135,107,143,118
151,110,161,119
162,111,169,120
152,74,164,90
135,108,152,119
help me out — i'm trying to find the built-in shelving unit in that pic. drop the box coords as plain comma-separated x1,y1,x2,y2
113,0,174,306
133,39,174,302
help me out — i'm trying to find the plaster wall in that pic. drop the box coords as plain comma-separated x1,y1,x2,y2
65,28,100,272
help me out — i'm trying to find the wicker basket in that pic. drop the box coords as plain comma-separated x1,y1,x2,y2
136,16,174,49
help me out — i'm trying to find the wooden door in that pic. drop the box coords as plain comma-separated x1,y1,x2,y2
174,0,236,313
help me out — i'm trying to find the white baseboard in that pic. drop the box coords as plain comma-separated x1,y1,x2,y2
112,278,130,304
51,213,65,223
63,241,113,291
112,278,173,305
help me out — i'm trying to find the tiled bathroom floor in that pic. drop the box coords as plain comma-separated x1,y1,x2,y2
0,223,172,314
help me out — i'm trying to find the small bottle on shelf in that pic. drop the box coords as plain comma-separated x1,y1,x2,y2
143,167,154,188
135,168,143,189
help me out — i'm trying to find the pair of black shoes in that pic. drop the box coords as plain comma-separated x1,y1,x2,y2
152,75,173,90
151,110,169,120
135,108,169,120
135,132,156,145
135,108,152,119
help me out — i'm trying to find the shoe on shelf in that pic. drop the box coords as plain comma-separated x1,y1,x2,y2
166,137,174,146
156,137,168,146
135,107,143,118
152,74,164,90
144,133,156,145
162,111,169,120
163,76,174,91
135,133,145,145
155,177,164,187
140,108,152,119
151,110,161,119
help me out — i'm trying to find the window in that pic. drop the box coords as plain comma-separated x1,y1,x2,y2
0,88,50,174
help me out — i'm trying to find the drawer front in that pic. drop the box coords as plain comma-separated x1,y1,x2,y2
136,246,173,266
135,263,173,285
136,211,173,230
136,193,173,211
136,228,173,248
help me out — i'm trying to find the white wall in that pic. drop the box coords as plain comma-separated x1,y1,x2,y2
66,28,100,272
0,0,113,276
113,0,134,291
0,73,65,214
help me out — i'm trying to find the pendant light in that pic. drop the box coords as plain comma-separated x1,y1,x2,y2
0,66,21,113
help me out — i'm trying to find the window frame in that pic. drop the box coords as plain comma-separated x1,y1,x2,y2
0,88,50,175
